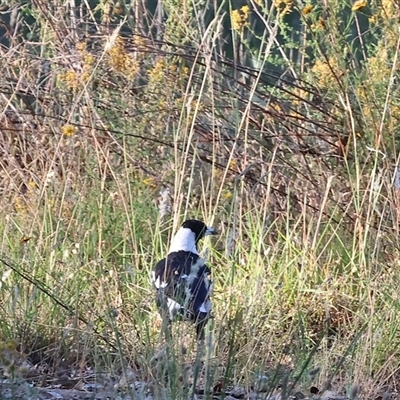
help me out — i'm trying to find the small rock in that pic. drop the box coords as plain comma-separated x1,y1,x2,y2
115,367,137,388
230,386,246,398
320,390,347,400
254,375,269,392
293,391,306,399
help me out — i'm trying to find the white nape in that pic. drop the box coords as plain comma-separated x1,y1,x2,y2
168,227,199,254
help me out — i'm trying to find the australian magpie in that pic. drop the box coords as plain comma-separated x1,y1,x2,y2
152,219,217,341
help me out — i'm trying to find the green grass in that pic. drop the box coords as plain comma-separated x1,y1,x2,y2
0,0,400,398
0,162,397,398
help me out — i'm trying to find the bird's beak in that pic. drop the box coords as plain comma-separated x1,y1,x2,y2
205,226,218,236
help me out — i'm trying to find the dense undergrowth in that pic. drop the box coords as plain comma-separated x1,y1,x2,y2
0,0,400,398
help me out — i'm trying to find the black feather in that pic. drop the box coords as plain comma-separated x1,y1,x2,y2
153,250,211,320
152,219,216,341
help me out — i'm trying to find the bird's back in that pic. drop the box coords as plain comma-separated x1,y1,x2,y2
153,251,212,319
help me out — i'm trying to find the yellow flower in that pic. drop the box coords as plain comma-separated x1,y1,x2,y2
367,48,391,80
60,70,78,88
61,124,77,137
223,191,233,200
76,42,86,53
231,9,242,31
231,6,251,32
142,177,157,187
107,36,139,79
311,58,339,88
113,2,124,14
311,17,325,30
134,35,148,51
213,167,223,180
274,0,293,15
241,5,250,14
382,0,394,15
27,181,36,195
14,196,26,213
81,71,91,82
84,53,94,65
352,0,367,11
302,4,313,14
60,61,92,88
229,158,238,170
392,106,400,118
270,103,282,113
149,59,167,83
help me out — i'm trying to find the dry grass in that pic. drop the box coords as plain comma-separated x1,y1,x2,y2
0,0,400,399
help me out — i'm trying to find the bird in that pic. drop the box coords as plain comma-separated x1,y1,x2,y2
152,219,218,341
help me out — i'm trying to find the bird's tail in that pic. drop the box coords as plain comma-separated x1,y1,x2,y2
195,311,212,341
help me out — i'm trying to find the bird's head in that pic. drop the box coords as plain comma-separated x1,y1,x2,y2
169,219,217,254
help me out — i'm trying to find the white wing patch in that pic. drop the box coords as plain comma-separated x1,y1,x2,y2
153,256,213,320
204,274,212,291
167,297,183,318
186,258,206,286
199,300,212,313
151,271,167,289
199,276,213,313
